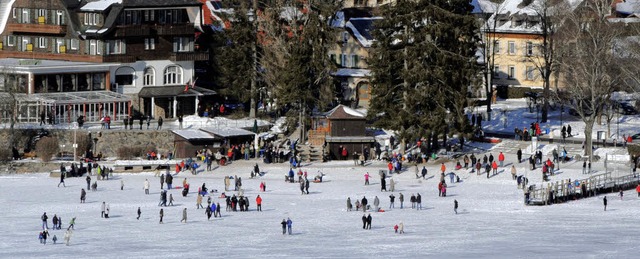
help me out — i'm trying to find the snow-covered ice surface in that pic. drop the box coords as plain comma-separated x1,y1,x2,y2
3,152,640,258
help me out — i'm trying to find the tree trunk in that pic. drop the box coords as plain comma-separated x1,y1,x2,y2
583,120,594,157
400,138,406,155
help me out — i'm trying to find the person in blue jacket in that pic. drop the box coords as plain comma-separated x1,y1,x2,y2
286,218,293,234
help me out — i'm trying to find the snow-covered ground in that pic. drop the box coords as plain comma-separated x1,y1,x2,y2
3,144,639,258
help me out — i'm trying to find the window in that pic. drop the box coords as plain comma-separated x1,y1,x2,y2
7,36,15,46
12,8,17,19
106,39,125,54
173,37,192,52
493,65,500,78
164,65,183,85
55,38,64,53
21,9,29,23
342,31,349,43
84,13,98,25
340,54,347,67
21,37,31,51
526,42,533,56
508,41,516,55
144,10,155,22
89,40,102,55
38,9,47,21
144,38,155,50
351,54,359,68
115,67,135,87
143,67,155,86
526,66,536,80
493,40,500,54
38,37,47,48
508,66,515,79
56,10,64,25
70,39,79,50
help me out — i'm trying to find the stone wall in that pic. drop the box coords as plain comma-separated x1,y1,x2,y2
0,129,175,159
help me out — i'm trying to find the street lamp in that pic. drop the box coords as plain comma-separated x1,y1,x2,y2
560,104,564,126
72,122,78,162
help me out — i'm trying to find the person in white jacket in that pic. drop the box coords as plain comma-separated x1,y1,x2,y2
144,179,150,194
64,229,72,246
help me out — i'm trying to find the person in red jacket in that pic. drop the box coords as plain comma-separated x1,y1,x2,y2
341,147,348,160
498,152,505,167
256,195,262,211
219,104,225,115
636,184,640,197
491,161,498,175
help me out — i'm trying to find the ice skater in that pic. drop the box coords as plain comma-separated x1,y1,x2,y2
181,208,187,223
63,229,72,246
57,170,66,187
603,196,608,211
286,218,292,234
137,207,141,220
159,208,164,224
41,212,49,229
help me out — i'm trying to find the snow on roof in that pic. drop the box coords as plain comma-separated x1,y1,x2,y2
472,0,498,14
345,17,381,48
323,105,366,119
81,0,122,11
0,0,17,35
616,0,640,14
331,10,345,28
171,130,216,140
201,127,255,138
332,68,371,77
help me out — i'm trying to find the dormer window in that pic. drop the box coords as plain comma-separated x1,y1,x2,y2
84,13,98,26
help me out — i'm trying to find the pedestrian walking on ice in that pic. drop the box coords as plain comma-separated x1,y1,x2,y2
286,218,292,234
159,208,164,223
137,207,141,220
454,200,458,214
603,196,608,211
281,219,287,234
181,208,188,223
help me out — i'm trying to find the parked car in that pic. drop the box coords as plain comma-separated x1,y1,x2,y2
616,102,637,115
568,107,593,116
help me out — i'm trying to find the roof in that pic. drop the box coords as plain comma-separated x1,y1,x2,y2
0,58,114,74
0,91,130,105
323,105,366,119
345,17,382,48
200,127,255,138
80,0,122,12
138,86,217,98
471,0,498,14
172,130,216,140
615,0,640,15
123,0,201,7
332,68,371,77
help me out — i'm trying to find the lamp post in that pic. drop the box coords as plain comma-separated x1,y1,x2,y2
72,122,78,162
560,104,564,126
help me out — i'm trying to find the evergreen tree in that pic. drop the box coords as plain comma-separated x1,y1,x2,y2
369,0,479,151
259,0,340,130
211,0,257,109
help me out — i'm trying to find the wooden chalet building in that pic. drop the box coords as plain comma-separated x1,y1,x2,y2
309,104,374,160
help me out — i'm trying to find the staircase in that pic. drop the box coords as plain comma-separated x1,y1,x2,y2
296,143,324,162
0,0,16,34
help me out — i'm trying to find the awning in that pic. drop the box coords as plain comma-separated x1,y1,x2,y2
201,127,255,138
326,136,375,143
138,86,217,98
171,130,216,140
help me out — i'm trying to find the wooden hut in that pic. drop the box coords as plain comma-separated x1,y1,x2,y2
309,105,374,160
172,130,219,159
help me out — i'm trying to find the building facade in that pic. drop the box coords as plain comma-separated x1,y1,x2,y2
0,0,212,124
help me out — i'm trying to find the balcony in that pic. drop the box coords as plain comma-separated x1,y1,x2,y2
114,23,194,37
6,23,66,35
0,50,103,62
170,51,209,61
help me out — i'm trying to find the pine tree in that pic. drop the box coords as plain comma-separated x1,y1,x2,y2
369,0,479,151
